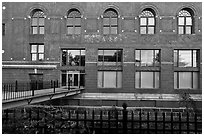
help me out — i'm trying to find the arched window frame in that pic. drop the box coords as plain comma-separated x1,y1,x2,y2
31,9,45,34
67,8,82,35
139,9,156,35
102,8,118,35
178,8,194,34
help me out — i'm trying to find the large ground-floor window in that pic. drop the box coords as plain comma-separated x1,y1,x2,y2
135,71,160,88
174,72,198,89
98,71,122,88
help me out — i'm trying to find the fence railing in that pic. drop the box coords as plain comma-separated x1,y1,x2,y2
2,104,202,134
2,80,83,101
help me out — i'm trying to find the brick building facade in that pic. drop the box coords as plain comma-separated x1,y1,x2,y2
2,2,202,108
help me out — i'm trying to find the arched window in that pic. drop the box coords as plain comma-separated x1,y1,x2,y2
67,9,81,35
31,9,45,34
140,9,156,34
103,8,118,35
178,8,194,34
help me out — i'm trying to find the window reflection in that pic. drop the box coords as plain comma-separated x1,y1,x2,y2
61,49,85,66
98,49,122,66
135,50,160,67
174,50,198,67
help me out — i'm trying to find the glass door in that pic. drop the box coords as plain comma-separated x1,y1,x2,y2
61,71,85,88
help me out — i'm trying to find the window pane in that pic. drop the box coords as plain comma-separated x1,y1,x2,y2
39,27,44,34
32,54,37,61
98,72,103,88
117,50,122,62
193,72,198,89
103,27,109,34
178,17,184,25
111,27,117,34
117,72,122,88
140,18,147,25
193,50,197,67
32,18,38,26
141,50,153,66
111,18,117,25
62,50,67,66
80,50,85,66
148,18,155,25
174,50,178,67
140,27,146,34
67,27,74,34
75,27,81,34
75,18,81,25
186,26,191,34
179,72,191,89
39,54,44,60
39,18,44,26
135,50,140,66
179,50,192,67
38,45,44,53
104,72,116,88
103,50,117,65
31,45,37,53
174,72,178,89
32,27,38,34
67,18,73,25
98,50,104,62
154,72,160,88
68,50,80,66
186,17,192,25
141,72,153,88
154,50,160,66
103,18,109,25
178,26,184,34
135,72,140,88
148,27,154,34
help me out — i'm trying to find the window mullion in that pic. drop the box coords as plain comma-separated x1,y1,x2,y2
153,72,155,88
139,72,141,88
116,71,118,88
140,50,142,66
177,72,179,89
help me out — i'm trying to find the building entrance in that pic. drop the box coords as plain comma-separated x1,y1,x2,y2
61,71,85,88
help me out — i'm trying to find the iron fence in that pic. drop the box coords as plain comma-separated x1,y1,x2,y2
2,104,202,134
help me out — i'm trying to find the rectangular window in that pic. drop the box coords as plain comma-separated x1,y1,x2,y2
31,44,44,61
67,17,81,35
135,72,160,88
98,71,122,88
178,26,184,34
98,49,122,66
174,50,198,67
174,72,198,89
135,50,160,67
61,49,85,66
103,17,118,35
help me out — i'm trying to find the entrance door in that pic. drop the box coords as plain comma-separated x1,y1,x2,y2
68,72,79,88
61,71,85,88
29,73,43,90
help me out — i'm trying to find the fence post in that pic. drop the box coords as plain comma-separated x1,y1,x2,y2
53,81,55,93
51,80,53,88
122,103,128,134
15,80,18,92
68,77,70,90
32,82,35,96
